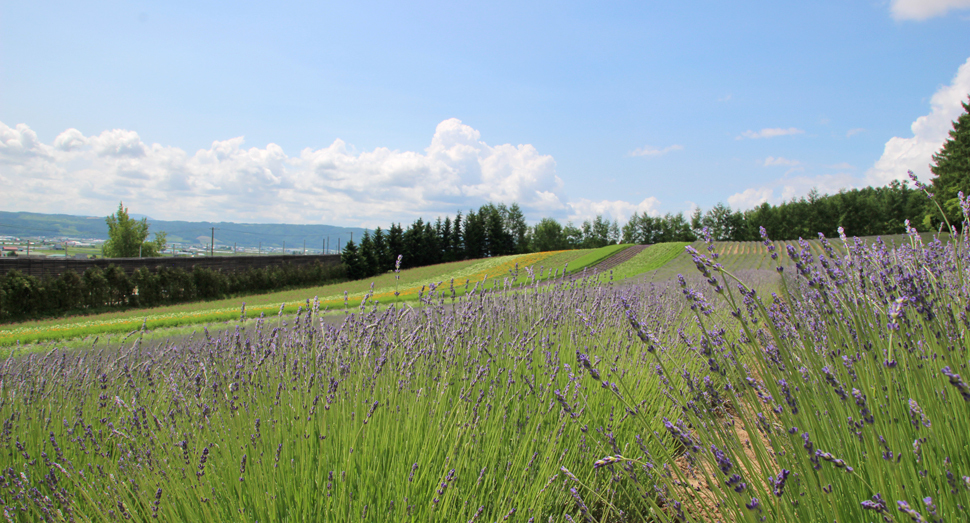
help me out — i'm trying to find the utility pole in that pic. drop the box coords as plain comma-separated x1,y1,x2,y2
283,240,286,255
327,236,330,254
211,227,216,256
234,242,237,255
258,242,261,255
303,239,306,255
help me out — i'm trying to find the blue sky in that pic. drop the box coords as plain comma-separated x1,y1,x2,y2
2,0,970,227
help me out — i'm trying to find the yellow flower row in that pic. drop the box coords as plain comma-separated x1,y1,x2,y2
0,251,565,343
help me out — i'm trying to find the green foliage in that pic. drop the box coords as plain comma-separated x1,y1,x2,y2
929,96,970,227
623,212,696,244
0,261,346,322
606,242,690,281
531,217,568,251
564,244,631,274
102,202,167,258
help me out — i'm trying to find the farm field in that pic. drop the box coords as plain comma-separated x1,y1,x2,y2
1,234,938,348
0,228,966,521
0,247,612,347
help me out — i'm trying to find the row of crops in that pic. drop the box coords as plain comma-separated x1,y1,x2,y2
0,225,967,521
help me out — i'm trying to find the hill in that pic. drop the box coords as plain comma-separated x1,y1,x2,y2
0,211,367,250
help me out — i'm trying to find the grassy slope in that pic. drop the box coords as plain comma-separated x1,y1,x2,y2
1,249,608,347
6,235,929,347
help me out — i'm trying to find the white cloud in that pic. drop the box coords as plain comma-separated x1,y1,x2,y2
566,197,661,223
891,0,970,21
846,128,865,137
629,144,684,157
0,118,677,228
727,188,773,210
727,173,857,211
866,57,970,186
763,156,800,167
736,127,804,140
0,118,583,227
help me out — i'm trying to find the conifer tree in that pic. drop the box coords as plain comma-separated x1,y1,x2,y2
929,96,970,227
341,240,362,280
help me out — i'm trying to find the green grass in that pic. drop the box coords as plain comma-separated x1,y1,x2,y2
563,244,632,275
0,249,601,348
605,242,690,282
0,275,693,521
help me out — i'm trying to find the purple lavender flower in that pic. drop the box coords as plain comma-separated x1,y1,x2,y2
663,418,701,453
941,366,970,401
908,398,931,428
727,474,746,493
593,455,623,469
569,488,593,522
897,500,927,522
576,351,601,381
710,445,733,475
771,469,791,496
816,450,852,472
861,493,887,513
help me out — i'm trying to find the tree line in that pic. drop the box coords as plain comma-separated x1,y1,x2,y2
342,181,937,277
0,261,344,321
340,203,629,279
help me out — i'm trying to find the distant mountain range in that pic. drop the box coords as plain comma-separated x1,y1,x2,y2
0,211,368,250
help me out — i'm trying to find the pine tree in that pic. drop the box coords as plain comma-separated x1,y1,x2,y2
929,96,970,227
372,227,389,273
358,231,378,277
341,240,362,280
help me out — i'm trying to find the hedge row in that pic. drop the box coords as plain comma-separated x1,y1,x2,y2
0,261,346,321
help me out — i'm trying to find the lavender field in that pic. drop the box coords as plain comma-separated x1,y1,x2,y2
0,219,969,521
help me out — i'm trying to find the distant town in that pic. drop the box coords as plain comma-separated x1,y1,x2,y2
0,235,336,259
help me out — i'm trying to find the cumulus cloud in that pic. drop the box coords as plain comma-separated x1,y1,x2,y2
736,127,804,140
629,144,683,157
0,118,662,227
866,57,970,186
763,156,800,167
726,173,857,211
727,188,773,210
566,197,661,223
891,0,970,20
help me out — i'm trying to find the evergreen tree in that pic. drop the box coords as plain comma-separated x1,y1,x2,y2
358,231,378,277
372,227,389,273
387,223,404,267
424,220,442,265
402,219,426,267
464,209,485,259
929,96,970,227
452,211,464,260
441,217,454,262
341,240,363,280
